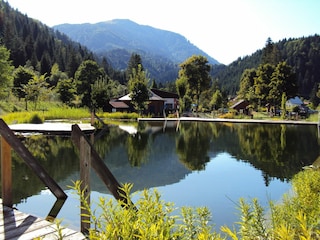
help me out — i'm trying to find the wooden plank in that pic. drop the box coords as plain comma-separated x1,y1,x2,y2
71,124,123,200
1,137,12,207
0,204,85,240
80,135,91,233
71,124,137,211
0,119,67,200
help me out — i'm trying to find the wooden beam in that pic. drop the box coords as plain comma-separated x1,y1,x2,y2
71,124,125,202
79,135,91,233
1,137,12,207
0,119,67,200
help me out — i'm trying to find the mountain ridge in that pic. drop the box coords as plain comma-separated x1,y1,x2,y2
53,19,219,71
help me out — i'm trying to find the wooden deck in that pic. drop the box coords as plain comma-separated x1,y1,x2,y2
0,202,86,240
8,122,95,135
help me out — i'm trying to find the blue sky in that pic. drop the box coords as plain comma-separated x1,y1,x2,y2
7,0,320,65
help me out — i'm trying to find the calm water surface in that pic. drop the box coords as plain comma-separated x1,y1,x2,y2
4,121,319,232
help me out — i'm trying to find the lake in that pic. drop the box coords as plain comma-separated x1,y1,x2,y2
4,121,320,232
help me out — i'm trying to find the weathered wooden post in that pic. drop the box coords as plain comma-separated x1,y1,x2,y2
79,135,91,233
0,119,67,201
1,137,12,207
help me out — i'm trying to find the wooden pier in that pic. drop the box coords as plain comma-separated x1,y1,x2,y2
9,122,95,135
0,200,86,240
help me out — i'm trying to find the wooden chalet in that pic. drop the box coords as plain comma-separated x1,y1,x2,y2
116,89,179,116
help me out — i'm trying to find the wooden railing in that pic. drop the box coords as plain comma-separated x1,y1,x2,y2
0,118,134,234
0,119,67,218
71,124,136,233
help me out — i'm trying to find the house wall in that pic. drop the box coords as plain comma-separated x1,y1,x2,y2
148,101,164,116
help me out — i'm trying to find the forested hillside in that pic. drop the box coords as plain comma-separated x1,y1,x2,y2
213,35,320,98
1,0,319,101
0,1,104,78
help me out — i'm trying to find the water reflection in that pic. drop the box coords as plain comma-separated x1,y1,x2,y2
1,121,319,206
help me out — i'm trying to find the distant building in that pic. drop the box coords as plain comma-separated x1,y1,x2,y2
286,96,303,109
114,89,179,116
109,99,130,112
230,99,250,114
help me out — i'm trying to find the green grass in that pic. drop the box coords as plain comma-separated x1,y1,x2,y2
0,107,91,124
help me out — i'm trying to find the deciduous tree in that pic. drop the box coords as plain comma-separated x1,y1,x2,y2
269,61,297,108
75,60,105,108
128,64,149,113
177,55,211,113
57,78,76,106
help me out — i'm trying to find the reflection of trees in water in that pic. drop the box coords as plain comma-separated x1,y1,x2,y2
1,135,78,204
4,122,318,202
126,132,150,167
175,122,319,185
231,123,319,184
176,122,211,170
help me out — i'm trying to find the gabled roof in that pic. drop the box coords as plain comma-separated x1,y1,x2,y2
118,93,131,101
231,99,249,109
118,90,165,101
151,88,179,99
109,101,129,109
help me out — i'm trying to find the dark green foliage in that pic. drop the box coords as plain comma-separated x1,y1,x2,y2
74,60,105,108
91,78,113,111
238,62,297,110
56,78,76,106
0,44,14,97
213,35,320,99
0,1,94,77
12,66,35,99
28,113,44,123
128,64,150,113
177,55,211,112
126,53,143,81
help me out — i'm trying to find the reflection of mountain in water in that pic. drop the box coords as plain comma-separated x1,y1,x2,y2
90,128,191,193
6,121,319,204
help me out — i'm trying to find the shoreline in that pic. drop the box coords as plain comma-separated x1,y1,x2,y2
138,117,319,126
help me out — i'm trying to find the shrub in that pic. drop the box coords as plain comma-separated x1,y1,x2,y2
71,181,221,239
222,169,320,239
29,113,44,123
70,169,320,239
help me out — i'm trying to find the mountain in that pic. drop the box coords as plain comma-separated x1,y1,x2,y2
212,35,320,99
53,19,220,82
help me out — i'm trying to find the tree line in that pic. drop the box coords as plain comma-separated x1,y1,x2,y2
212,35,320,103
1,1,319,115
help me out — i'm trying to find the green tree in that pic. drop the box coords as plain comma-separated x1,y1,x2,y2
254,64,275,108
75,60,105,108
177,55,211,113
48,63,68,87
128,64,149,113
268,61,297,109
126,53,143,81
261,37,281,65
24,73,49,110
56,78,76,106
210,89,223,110
12,66,36,99
91,77,112,111
176,76,190,112
0,45,14,98
238,68,257,104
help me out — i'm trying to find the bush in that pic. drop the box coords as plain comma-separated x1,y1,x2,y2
222,169,320,239
29,113,44,123
70,169,320,239
71,181,221,239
